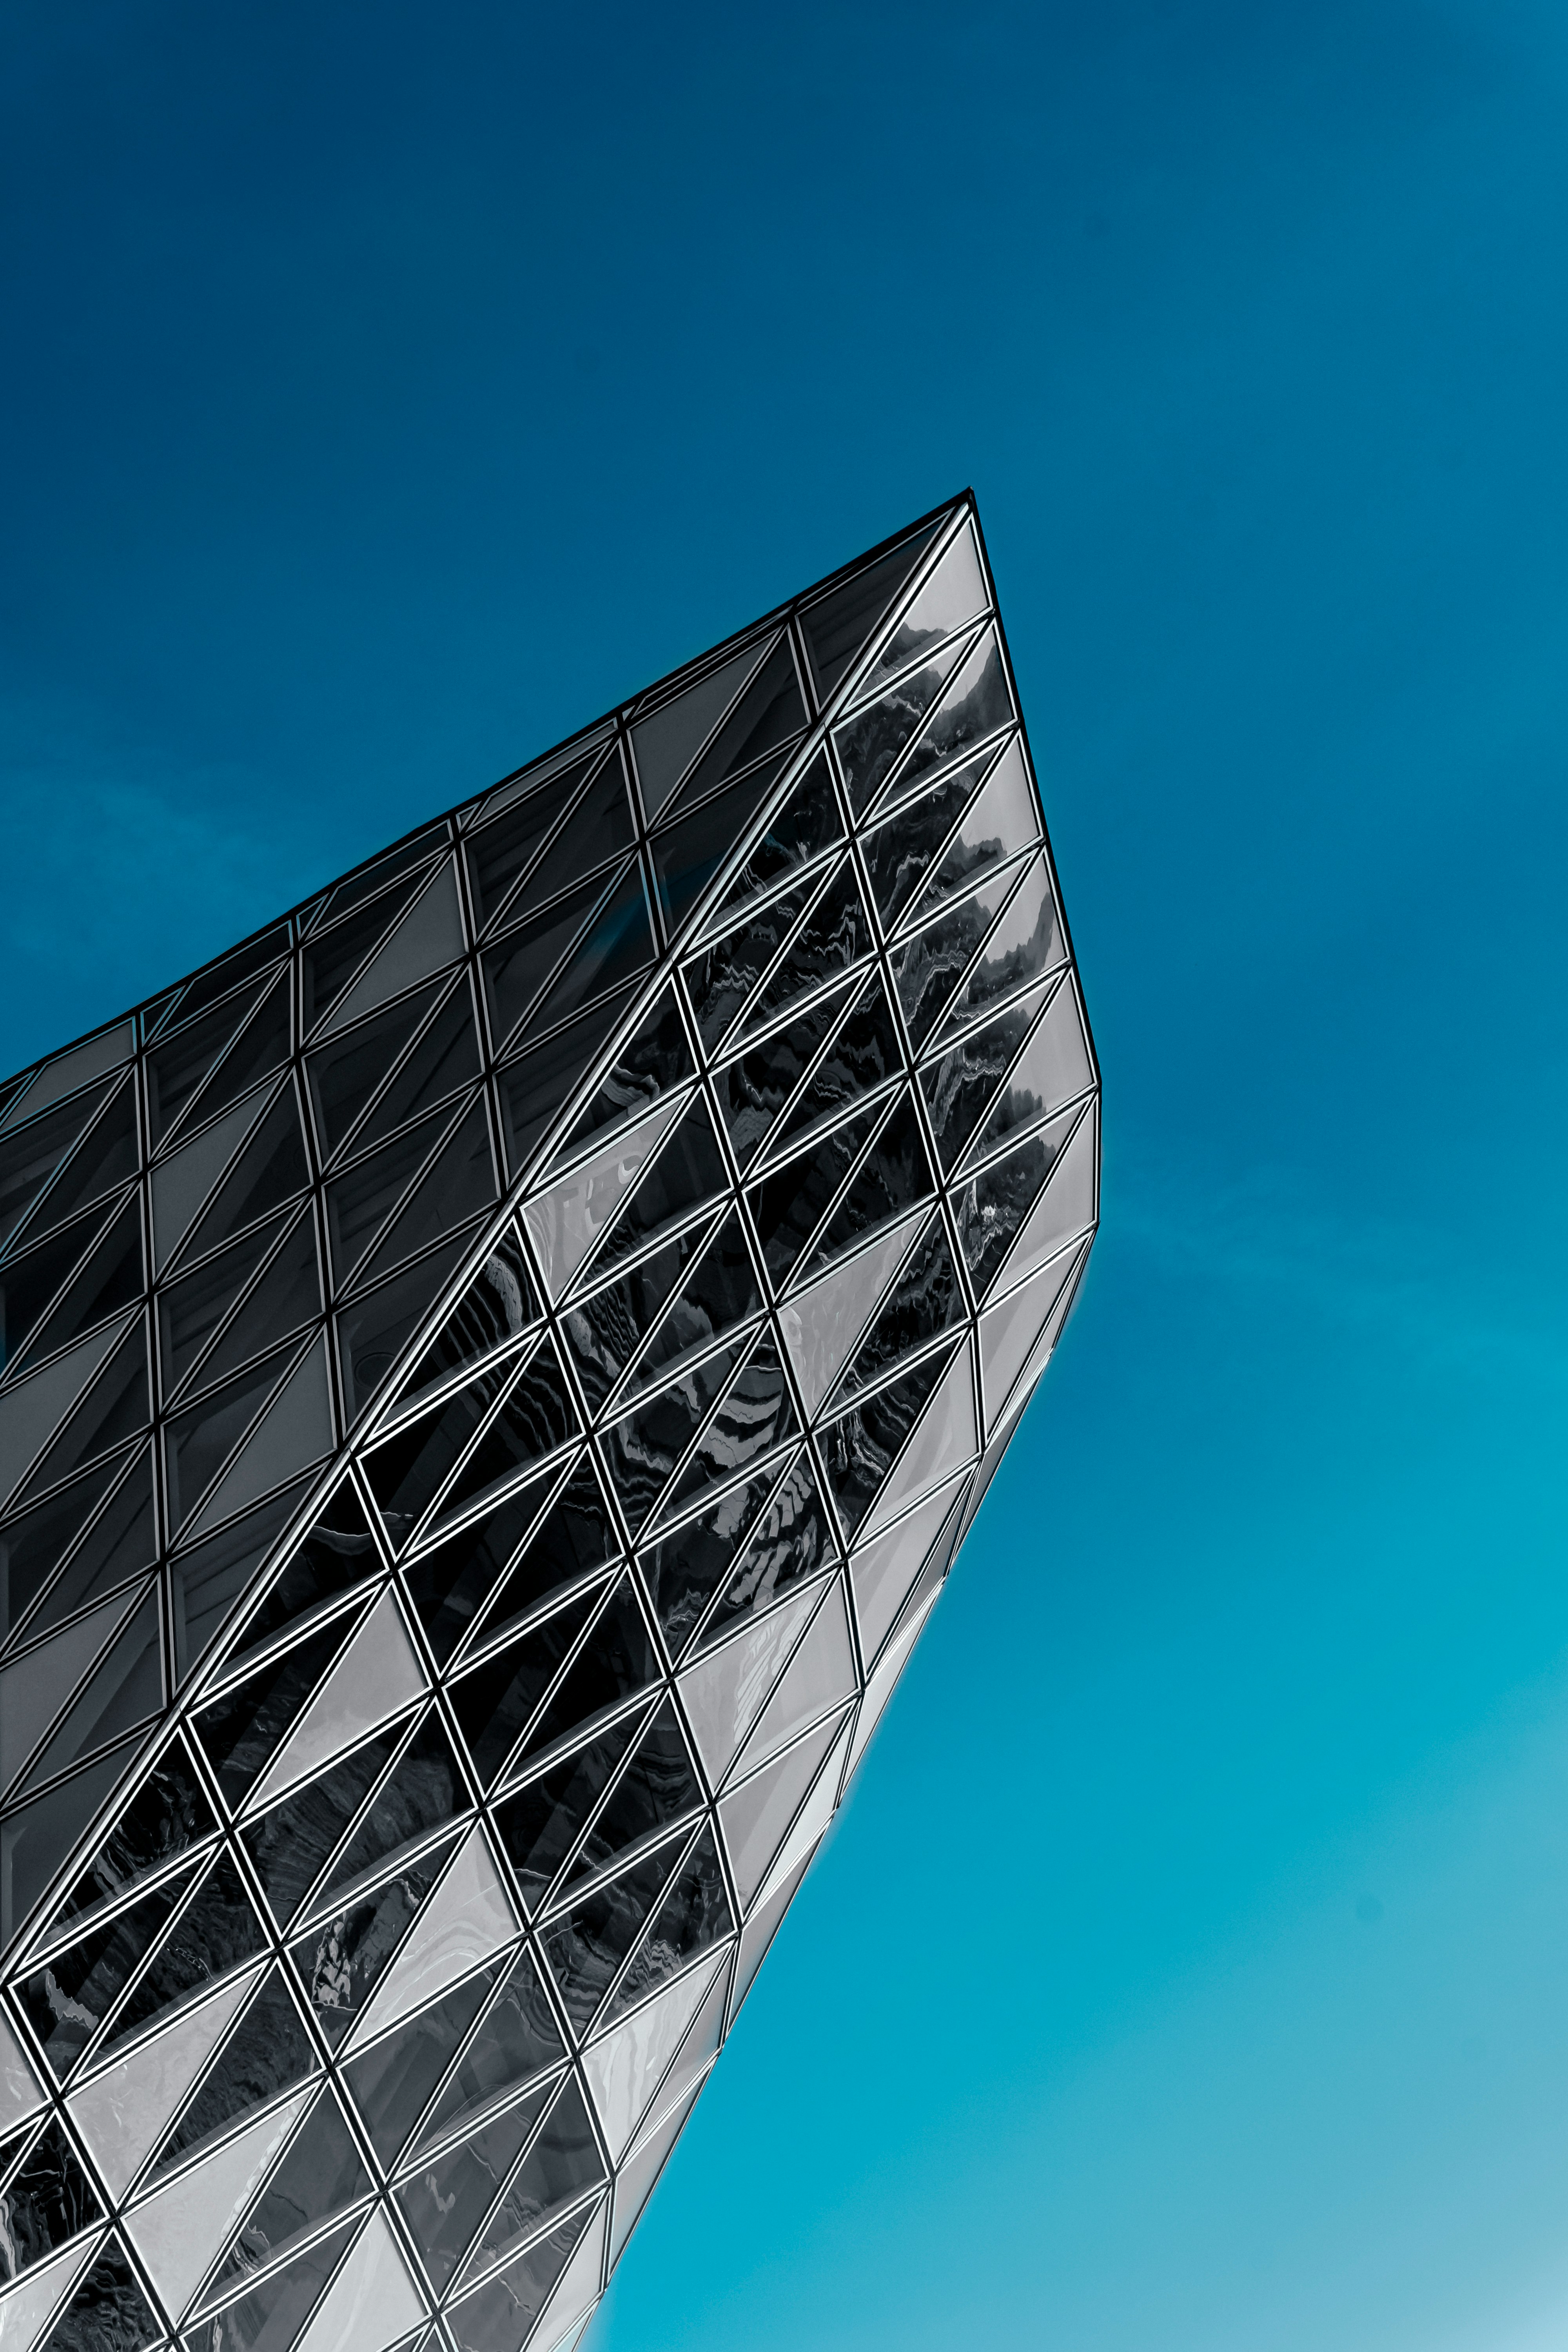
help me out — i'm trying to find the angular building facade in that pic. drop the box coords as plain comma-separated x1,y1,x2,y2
0,495,1098,2352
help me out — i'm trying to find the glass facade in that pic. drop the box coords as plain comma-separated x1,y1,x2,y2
0,494,1098,2352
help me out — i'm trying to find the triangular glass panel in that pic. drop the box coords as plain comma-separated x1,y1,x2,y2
918,971,1059,1174
898,733,1038,931
932,853,1067,1041
978,1240,1084,1432
317,1710,472,1909
503,1573,658,1784
67,1963,261,2200
22,1082,139,1253
159,1212,290,1400
352,1094,497,1295
686,1454,835,1658
958,974,1093,1172
149,1087,272,1276
0,1316,129,1519
2,1195,142,1389
709,979,853,1173
306,979,443,1166
157,923,291,1033
597,1338,748,1543
430,1336,576,1533
561,1699,702,1892
124,2085,312,2317
729,1581,855,1782
867,622,1013,821
335,1228,475,1429
496,991,633,1180
855,519,989,698
681,876,815,1054
348,1825,517,2051
971,1099,1096,1306
321,859,465,1039
1,1085,118,1256
719,1706,847,1912
242,1721,407,1929
363,1352,516,1538
352,977,483,1157
0,1586,140,1801
522,1091,688,1305
0,1023,131,1136
205,2085,370,2300
167,1338,321,1541
519,861,655,1046
950,1099,1089,1302
744,1101,880,1289
49,1736,213,1934
674,1579,821,1788
144,984,270,1151
397,2077,555,2292
507,750,634,923
651,750,799,937
482,872,610,1054
829,1214,963,1407
417,1944,564,2151
248,1588,425,1813
747,1711,851,1914
608,2080,702,2270
539,1833,687,2037
193,1608,361,1809
756,970,904,1167
651,1940,730,2122
738,858,871,1038
583,1953,717,2162
290,2209,426,2352
343,1957,499,2168
605,1824,731,2024
833,625,978,815
25,1447,156,1653
584,1093,727,1286
494,1708,648,1916
183,2212,359,2352
818,1343,955,1545
2,1200,111,1380
705,747,844,925
466,1458,620,1656
447,1584,604,1790
636,1462,781,1660
399,1226,538,1404
860,744,997,929
456,2074,605,2291
169,1476,315,1684
288,1832,456,2049
0,2122,101,2275
631,636,771,820
38,2231,159,2352
16,1862,196,2078
618,1209,761,1402
1,1454,129,1651
149,1966,316,2175
799,521,943,703
179,1085,310,1269
0,1747,134,1958
465,750,603,931
447,2201,592,2352
556,989,695,1165
780,1208,927,1421
103,1849,267,2056
18,1583,163,1801
228,1479,375,1667
192,1209,321,1401
400,1470,552,1668
800,1092,934,1280
889,856,1027,1051
661,639,803,821
560,1216,715,1417
860,1342,978,1543
179,971,292,1141
16,1319,148,1513
848,1473,967,1662
302,866,430,1031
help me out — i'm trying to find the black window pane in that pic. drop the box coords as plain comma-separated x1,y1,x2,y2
492,1713,643,1913
710,984,849,1172
681,880,812,1053
689,1455,835,1653
362,1361,514,1544
319,1710,470,1900
447,1586,603,1789
820,1348,952,1543
708,747,842,917
306,981,442,1162
106,1852,266,2051
400,1473,557,1668
51,1739,214,1933
288,1836,452,2046
605,1824,731,2021
18,1871,194,2076
0,2119,102,2270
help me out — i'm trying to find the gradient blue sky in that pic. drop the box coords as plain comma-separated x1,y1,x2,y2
5,4,1568,2347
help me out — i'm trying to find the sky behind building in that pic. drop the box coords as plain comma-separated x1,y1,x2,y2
4,5,1567,2349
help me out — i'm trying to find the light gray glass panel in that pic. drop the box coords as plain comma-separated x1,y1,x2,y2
0,1026,135,1136
247,1589,425,1812
607,2084,701,2271
674,1581,821,1787
521,1094,688,1300
66,1964,262,2199
631,639,771,821
0,1586,138,1795
728,1581,855,1782
978,1244,1082,1431
856,523,989,698
860,1344,978,1542
321,860,466,1039
583,1951,722,2161
719,1709,846,1912
898,736,1040,932
123,2083,314,2318
0,1315,132,1516
0,2236,101,2352
348,1824,517,2049
959,975,1092,1170
292,2207,427,2352
778,1209,926,1421
150,1086,274,1273
987,1101,1098,1303
0,2011,45,2136
530,2196,606,2352
848,1474,967,1662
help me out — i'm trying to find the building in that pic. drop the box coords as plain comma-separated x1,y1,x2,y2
0,495,1099,2352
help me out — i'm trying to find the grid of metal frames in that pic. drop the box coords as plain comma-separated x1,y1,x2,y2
0,492,1099,2352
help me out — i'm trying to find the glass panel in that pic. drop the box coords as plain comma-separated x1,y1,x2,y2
874,624,1012,815
521,1094,687,1304
950,1102,1086,1301
38,2232,159,2352
464,753,601,931
901,735,1038,927
833,628,975,815
103,1852,266,2056
205,2088,369,2296
513,757,635,924
979,1243,1082,1430
0,1749,131,1955
860,746,995,929
681,878,814,1053
709,982,850,1173
651,752,798,936
1,1456,127,1651
801,1094,934,1279
145,989,269,1151
303,869,430,1030
889,859,1025,1051
583,1955,719,2161
50,1739,212,1933
191,1212,321,1403
23,1087,137,1252
581,1096,727,1286
179,975,292,1143
617,1210,760,1403
19,1585,163,1802
328,1100,475,1296
288,1835,454,2049
7,1449,154,1656
499,866,653,1058
492,1713,647,1917
605,1826,731,2024
705,748,842,924
0,1590,140,1800
151,1968,315,2174
664,639,804,822
539,1837,685,2037
290,2209,426,2352
653,1947,730,2119
482,875,606,1054
917,973,1056,1174
607,2082,701,2269
860,1343,978,1542
179,1088,310,1270
15,1317,147,1517
644,1326,795,1525
799,523,940,701
351,981,483,1159
159,1217,289,1401
344,1963,498,2169
318,1710,471,1906
959,976,1093,1168
739,860,869,1035
232,1481,377,1661
780,1210,924,1421
0,2119,101,2275
67,1964,260,2199
0,1025,132,1135
428,1339,576,1534
179,2213,355,2352
758,973,903,1167
181,1336,332,1543
15,1865,190,2076
819,1346,953,1545
858,522,988,697
306,979,442,1164
171,1478,314,1682
3,1196,142,1389
848,1475,964,1661
936,854,1066,1038
507,1577,658,1782
158,924,292,1036
554,990,694,1162
249,1591,424,1812
688,1455,835,1655
1,1087,118,1256
362,1358,517,1545
446,1588,602,1791
349,1829,517,2051
832,1215,963,1405
596,1341,747,1543
242,1724,406,1929
320,862,465,1040
400,1468,562,1668
720,1709,845,1911
335,1231,474,1427
636,1466,779,1660
978,1100,1097,1303
631,638,769,821
561,1700,701,1891
418,1945,564,2151
446,2204,590,2352
461,2076,603,2285
560,1219,713,1417
730,1582,855,1780
193,1612,360,1809
674,1582,820,1786
743,1104,877,1288
496,995,632,1182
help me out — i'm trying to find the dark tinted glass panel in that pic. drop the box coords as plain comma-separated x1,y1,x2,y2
42,2232,159,2352
860,747,996,927
512,748,634,915
18,1871,194,2074
890,864,1022,1050
183,2218,354,2352
745,1105,879,1287
194,1614,358,1808
335,1230,474,1427
194,1212,321,1397
52,1740,214,1931
446,2211,588,2352
160,1216,290,1398
232,1481,376,1659
2,1197,142,1386
597,1341,747,1540
936,857,1064,1035
800,525,940,699
670,638,804,816
419,1946,563,2144
681,880,812,1053
0,1748,130,1951
1,1454,143,1651
343,1961,497,2166
559,1223,708,1416
432,1339,575,1528
20,1322,148,1506
919,981,1053,1172
352,982,482,1157
742,862,869,1035
836,1218,963,1401
623,1209,760,1397
302,870,427,1030
320,1711,470,1899
362,1361,514,1544
154,1967,315,2170
289,1835,452,2046
0,1089,117,1254
690,1455,835,1651
466,2074,603,2276
106,1852,266,2051
658,1332,796,1521
820,1347,952,1542
0,2119,102,2269
652,756,792,934
164,1343,289,1534
353,1097,496,1293
162,924,290,1035
606,1825,731,2020
492,1713,643,1913
559,990,693,1158
407,1230,537,1398
565,1700,700,1887
510,1575,657,1777
172,1479,314,1681
710,983,849,1172
637,1468,779,1657
400,1474,556,1668
306,980,441,1161
495,993,629,1177
182,974,291,1139
539,1837,684,2034
588,1097,726,1280
181,1090,310,1266
833,629,974,814
465,755,599,931
806,1094,934,1275
20,1586,162,1799
762,973,904,1164
482,875,603,1052
468,1461,618,1654
886,627,1012,808
951,1113,1078,1296
521,862,653,1043
394,2085,546,2292
710,748,842,916
447,1586,603,1789
208,2090,369,2290
325,1105,448,1291
146,993,265,1149
242,1725,403,1927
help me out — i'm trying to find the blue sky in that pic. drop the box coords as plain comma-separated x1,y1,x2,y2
5,3,1568,2347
